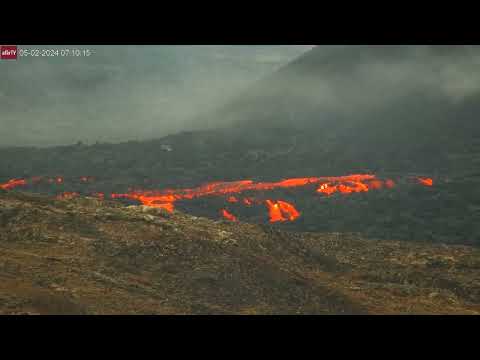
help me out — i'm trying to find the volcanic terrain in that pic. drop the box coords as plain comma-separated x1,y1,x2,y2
1,46,480,314
2,46,480,245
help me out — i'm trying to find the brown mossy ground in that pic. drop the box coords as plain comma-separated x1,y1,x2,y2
0,191,479,315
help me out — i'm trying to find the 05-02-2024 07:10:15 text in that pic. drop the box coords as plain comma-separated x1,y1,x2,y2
18,48,94,57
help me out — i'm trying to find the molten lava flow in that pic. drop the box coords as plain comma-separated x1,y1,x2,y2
221,209,237,222
337,181,369,194
106,174,400,219
317,178,395,196
111,174,378,206
417,177,433,187
265,200,285,222
317,183,337,196
265,200,300,223
0,173,433,224
0,178,27,190
111,192,176,213
277,200,301,221
57,192,79,200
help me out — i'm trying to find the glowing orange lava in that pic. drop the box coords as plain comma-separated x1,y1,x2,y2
317,178,396,196
0,173,433,224
221,209,237,222
265,200,301,223
56,192,80,200
417,177,433,187
111,192,176,213
265,200,284,222
0,178,27,190
277,200,301,221
111,174,378,206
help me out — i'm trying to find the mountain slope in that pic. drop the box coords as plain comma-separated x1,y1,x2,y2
204,45,480,174
0,190,479,314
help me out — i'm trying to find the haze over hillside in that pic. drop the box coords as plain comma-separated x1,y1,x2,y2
0,45,313,147
212,45,480,128
200,45,480,176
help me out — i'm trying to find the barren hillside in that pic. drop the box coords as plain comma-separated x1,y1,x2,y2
1,189,478,314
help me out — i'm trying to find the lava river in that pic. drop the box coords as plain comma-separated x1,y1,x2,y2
0,174,434,223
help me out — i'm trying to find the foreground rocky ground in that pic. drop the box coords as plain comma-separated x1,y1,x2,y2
0,189,479,315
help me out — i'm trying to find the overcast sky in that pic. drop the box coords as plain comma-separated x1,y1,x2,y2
0,45,313,147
